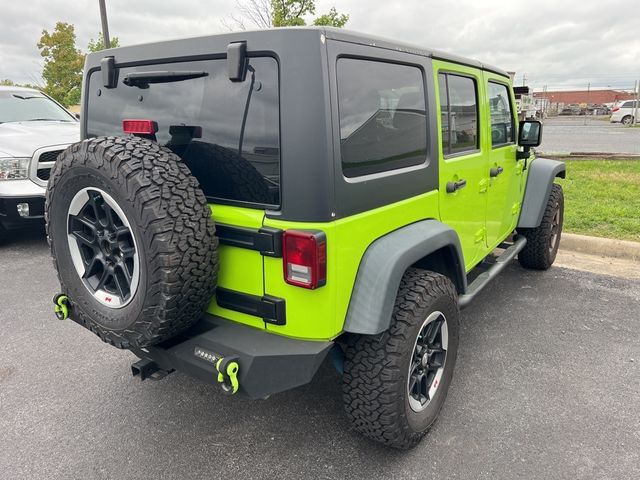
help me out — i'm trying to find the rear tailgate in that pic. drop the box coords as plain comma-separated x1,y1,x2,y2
85,55,281,330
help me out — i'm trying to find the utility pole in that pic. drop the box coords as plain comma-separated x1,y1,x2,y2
522,74,527,87
584,82,590,126
98,0,111,49
634,80,639,126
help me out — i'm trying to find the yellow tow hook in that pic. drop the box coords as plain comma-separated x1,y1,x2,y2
215,356,240,395
53,294,70,320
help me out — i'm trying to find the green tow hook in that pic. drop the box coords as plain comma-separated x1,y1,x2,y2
215,356,240,395
53,294,70,320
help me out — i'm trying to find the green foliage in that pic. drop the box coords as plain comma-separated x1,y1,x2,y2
269,0,347,27
313,7,349,27
271,0,314,26
36,23,122,107
557,159,640,241
37,22,84,106
1,79,41,89
87,32,120,53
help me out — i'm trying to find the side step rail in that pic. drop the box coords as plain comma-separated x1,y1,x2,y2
458,235,527,309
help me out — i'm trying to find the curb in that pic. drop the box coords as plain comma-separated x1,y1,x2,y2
537,152,640,160
560,233,640,262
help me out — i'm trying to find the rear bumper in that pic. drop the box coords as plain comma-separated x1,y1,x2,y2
130,314,333,399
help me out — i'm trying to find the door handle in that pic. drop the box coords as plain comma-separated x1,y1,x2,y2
490,166,504,177
446,179,467,193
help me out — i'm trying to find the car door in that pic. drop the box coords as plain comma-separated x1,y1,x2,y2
483,75,524,248
435,64,489,271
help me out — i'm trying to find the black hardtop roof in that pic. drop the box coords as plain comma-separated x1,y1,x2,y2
87,27,509,79
322,27,509,78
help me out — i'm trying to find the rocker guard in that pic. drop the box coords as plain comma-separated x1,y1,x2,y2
129,313,333,399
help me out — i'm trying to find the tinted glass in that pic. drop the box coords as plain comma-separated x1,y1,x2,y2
0,90,75,123
446,74,478,154
87,57,280,207
438,74,450,152
488,82,514,146
337,58,427,177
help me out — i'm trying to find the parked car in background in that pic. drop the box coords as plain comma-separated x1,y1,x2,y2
559,104,581,116
0,86,79,242
610,100,640,124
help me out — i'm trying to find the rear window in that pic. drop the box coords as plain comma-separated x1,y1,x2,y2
337,58,427,178
87,57,280,207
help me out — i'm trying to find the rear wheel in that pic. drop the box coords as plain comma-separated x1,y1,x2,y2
343,269,459,449
46,136,218,348
517,183,564,270
622,115,634,125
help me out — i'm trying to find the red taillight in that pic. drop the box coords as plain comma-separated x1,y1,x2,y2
283,230,327,289
122,119,158,135
612,107,620,112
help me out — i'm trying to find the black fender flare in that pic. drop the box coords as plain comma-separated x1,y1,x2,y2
518,157,566,228
342,220,466,335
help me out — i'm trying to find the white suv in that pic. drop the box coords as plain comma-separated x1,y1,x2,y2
610,100,640,124
0,86,79,242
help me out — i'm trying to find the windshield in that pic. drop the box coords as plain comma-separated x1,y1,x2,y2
0,90,75,123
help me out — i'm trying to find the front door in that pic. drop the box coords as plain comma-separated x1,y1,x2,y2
483,76,524,248
436,65,489,271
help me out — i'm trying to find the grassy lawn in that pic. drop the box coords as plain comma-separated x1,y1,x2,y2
556,159,640,242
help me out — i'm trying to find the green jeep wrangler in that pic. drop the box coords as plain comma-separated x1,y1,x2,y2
46,27,565,449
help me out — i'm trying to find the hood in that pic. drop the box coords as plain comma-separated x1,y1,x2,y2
0,121,80,157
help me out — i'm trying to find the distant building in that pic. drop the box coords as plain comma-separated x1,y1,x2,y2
533,89,635,112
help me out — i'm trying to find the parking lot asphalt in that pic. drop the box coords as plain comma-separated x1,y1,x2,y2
1,228,639,480
539,116,640,155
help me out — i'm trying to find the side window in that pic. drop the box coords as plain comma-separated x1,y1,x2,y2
337,58,427,177
438,73,478,155
488,82,514,147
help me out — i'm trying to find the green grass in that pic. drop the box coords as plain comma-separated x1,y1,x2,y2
556,159,640,242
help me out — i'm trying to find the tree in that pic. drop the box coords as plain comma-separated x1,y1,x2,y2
312,7,348,27
224,0,348,30
87,32,120,53
0,79,41,89
37,22,84,106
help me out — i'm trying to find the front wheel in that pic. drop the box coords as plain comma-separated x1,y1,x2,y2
517,183,564,270
342,269,459,449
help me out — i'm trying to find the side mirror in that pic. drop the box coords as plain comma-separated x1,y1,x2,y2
518,120,542,147
75,113,80,120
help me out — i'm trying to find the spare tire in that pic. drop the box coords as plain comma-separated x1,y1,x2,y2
179,141,274,205
46,136,218,348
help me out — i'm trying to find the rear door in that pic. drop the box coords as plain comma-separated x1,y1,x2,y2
85,56,281,329
435,63,489,270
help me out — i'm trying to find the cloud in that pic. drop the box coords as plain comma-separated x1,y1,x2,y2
1,0,638,91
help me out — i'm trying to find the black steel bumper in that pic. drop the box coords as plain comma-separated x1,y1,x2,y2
130,314,333,399
0,196,45,230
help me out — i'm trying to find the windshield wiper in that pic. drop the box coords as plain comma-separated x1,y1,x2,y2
122,71,208,89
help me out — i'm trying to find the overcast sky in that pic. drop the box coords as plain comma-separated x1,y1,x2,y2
1,0,639,91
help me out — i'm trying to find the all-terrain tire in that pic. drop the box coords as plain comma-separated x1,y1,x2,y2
180,141,274,205
343,269,459,449
517,183,564,270
46,136,218,348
